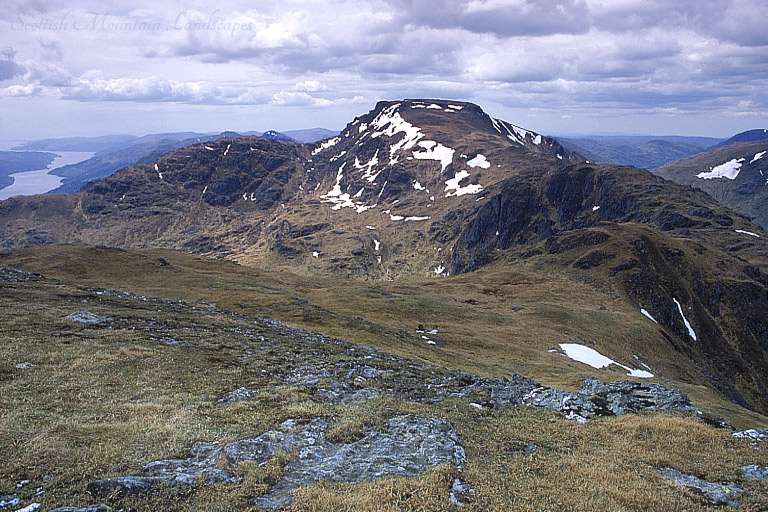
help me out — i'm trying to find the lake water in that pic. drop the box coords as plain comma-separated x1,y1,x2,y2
0,151,95,200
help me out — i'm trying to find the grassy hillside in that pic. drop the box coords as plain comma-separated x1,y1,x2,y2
1,245,767,511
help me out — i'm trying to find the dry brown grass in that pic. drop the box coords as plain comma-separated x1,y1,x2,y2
1,245,767,511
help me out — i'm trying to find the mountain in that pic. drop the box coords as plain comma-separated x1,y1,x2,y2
556,135,723,169
47,132,232,194
654,131,768,230
43,130,338,194
1,99,768,417
261,130,297,142
12,134,139,153
283,127,339,143
718,129,768,145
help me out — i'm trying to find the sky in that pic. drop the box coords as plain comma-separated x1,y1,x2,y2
1,0,767,142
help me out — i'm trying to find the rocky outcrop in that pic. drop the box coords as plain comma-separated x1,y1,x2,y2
657,467,743,507
88,415,466,509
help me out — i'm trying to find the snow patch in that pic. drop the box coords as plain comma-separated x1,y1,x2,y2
445,170,483,197
312,251,319,259
224,144,231,156
751,151,766,163
312,136,341,156
412,140,455,171
405,216,430,221
736,229,760,238
673,298,697,341
592,205,601,212
320,163,377,213
641,309,659,324
697,158,745,180
354,149,381,182
467,154,490,169
330,150,347,162
370,103,425,165
374,239,380,251
205,146,214,151
558,343,654,378
434,264,446,275
413,181,426,190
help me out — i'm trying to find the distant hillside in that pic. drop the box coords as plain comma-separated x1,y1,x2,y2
283,128,338,143
557,135,723,169
718,129,768,146
16,130,339,194
655,131,768,230
47,133,230,194
13,135,139,153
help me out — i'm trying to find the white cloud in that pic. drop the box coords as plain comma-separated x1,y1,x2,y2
270,90,334,107
0,83,43,97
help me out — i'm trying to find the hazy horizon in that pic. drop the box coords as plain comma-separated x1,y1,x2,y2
2,1,767,140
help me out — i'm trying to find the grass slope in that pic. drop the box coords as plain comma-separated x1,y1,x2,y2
2,245,767,511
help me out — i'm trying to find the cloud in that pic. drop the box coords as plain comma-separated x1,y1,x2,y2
0,83,43,97
62,75,270,104
384,0,591,36
292,80,328,92
0,59,26,81
270,90,333,107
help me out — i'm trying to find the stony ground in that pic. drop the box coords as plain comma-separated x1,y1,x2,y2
2,264,768,511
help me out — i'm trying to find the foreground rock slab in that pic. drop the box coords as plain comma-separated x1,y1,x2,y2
88,414,466,509
658,467,743,507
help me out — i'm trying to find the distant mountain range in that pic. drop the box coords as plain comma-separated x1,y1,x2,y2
654,129,768,230
5,128,339,194
1,99,767,415
555,135,724,169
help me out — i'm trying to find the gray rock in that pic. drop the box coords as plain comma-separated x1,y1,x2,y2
733,428,768,442
65,312,112,324
737,465,768,479
657,467,743,507
48,505,111,512
449,477,476,506
224,418,329,465
488,374,540,408
521,378,691,423
0,495,19,509
217,387,257,404
580,378,691,414
87,475,158,497
254,414,465,509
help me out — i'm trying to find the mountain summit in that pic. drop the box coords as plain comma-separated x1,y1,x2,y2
1,100,768,414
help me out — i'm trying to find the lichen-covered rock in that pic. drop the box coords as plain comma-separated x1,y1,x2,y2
657,467,743,507
217,386,257,404
87,475,158,497
48,505,112,512
65,311,112,324
449,477,476,506
521,378,691,423
224,418,329,465
87,415,465,509
253,414,465,509
737,465,768,480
